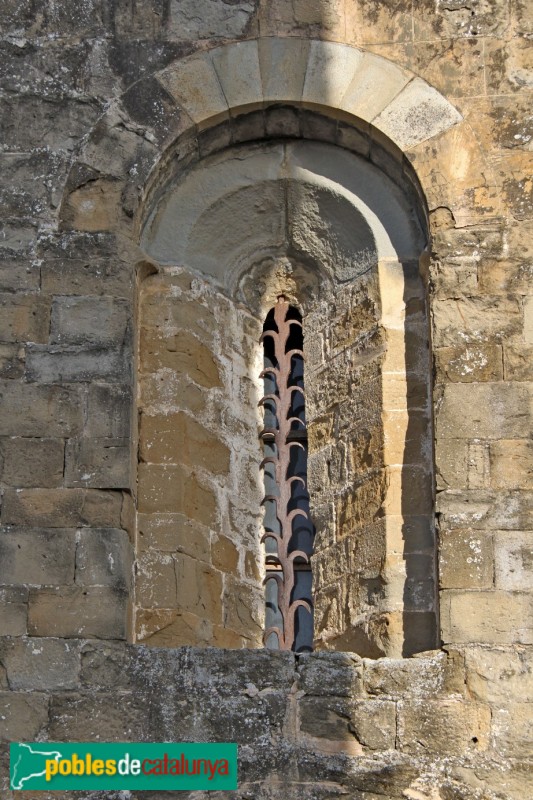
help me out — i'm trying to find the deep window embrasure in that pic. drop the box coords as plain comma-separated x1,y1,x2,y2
260,297,314,652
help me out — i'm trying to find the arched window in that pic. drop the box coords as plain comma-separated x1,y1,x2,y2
135,117,437,658
261,298,314,653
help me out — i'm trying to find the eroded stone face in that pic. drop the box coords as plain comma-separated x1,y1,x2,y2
1,3,532,795
134,270,264,647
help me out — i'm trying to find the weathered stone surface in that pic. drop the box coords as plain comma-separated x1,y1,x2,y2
0,691,48,742
364,652,445,699
260,0,345,38
494,531,533,591
492,702,533,759
40,255,134,299
28,586,126,639
0,343,24,379
0,293,50,344
64,436,130,488
398,698,490,755
86,383,132,438
437,488,533,530
298,651,363,697
441,591,533,645
435,344,504,383
167,0,257,39
212,534,239,573
0,437,64,487
0,528,76,586
415,0,510,39
48,692,145,741
489,439,533,490
75,528,132,590
374,78,462,150
135,551,178,609
347,0,413,45
1,488,123,528
439,529,494,590
222,576,262,639
26,344,131,383
0,587,27,636
175,553,223,625
0,637,80,690
299,695,364,752
50,296,130,346
0,381,82,437
349,700,397,750
140,329,221,388
139,412,230,474
137,464,217,524
478,257,533,295
0,95,100,151
433,295,522,347
137,512,211,560
504,343,533,381
465,645,533,704
437,382,533,440
136,608,214,647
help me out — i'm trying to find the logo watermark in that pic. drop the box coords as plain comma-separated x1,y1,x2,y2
10,742,237,791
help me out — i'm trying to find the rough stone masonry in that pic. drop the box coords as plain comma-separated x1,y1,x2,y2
0,1,532,798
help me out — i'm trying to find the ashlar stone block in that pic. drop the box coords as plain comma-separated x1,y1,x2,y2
465,645,533,704
441,590,533,645
175,553,223,625
439,529,494,590
222,575,263,639
374,78,462,150
50,295,130,347
437,382,533,441
139,412,230,475
349,700,397,751
494,531,533,591
26,344,131,383
0,437,64,487
75,528,132,590
28,586,126,639
211,41,262,110
64,437,130,489
398,698,490,756
158,53,228,125
0,691,49,743
0,293,50,343
167,0,256,40
302,41,364,109
0,637,80,690
0,587,27,636
435,344,504,383
491,703,533,759
432,295,522,347
0,528,76,586
340,52,411,123
0,381,82,437
137,512,211,561
259,38,310,103
490,440,533,490
137,463,217,526
136,608,215,647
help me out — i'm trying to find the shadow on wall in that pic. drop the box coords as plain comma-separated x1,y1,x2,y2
138,121,437,658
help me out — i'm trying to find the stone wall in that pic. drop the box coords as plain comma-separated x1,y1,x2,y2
136,270,264,647
0,0,532,798
1,643,531,800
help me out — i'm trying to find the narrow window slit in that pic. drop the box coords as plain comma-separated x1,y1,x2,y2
259,296,314,653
